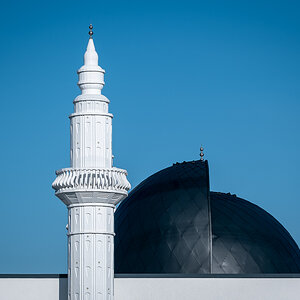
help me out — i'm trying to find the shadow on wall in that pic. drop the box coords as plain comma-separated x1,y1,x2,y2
59,277,67,300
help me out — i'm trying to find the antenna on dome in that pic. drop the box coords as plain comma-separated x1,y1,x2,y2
89,24,93,38
200,146,204,161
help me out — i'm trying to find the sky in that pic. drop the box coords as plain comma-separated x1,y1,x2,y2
0,0,299,273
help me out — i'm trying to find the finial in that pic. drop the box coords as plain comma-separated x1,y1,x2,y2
200,146,204,161
89,24,93,38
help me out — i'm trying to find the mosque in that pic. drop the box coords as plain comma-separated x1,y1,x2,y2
0,26,299,300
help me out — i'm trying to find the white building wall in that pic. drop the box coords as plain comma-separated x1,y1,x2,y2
0,278,66,300
115,277,300,300
0,276,299,300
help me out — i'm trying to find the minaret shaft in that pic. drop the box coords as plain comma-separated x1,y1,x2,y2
70,101,112,169
68,204,114,300
53,28,130,300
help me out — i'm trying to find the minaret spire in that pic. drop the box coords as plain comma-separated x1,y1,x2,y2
83,25,98,67
78,26,104,96
84,38,98,66
52,26,130,300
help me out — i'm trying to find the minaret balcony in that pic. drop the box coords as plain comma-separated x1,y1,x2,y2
52,168,131,205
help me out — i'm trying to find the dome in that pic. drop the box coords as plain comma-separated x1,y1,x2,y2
115,160,300,274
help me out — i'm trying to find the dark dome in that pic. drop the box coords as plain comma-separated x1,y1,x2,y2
115,160,300,274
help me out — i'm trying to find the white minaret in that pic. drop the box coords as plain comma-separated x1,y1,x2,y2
52,25,131,300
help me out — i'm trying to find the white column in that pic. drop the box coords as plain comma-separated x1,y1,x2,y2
70,95,112,169
68,204,114,300
52,26,130,300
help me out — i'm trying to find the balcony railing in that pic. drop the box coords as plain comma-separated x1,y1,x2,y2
52,167,131,193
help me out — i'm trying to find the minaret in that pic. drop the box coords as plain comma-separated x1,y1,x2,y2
52,25,131,300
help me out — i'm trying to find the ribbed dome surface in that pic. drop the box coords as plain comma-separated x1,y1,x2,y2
210,192,300,273
115,160,300,274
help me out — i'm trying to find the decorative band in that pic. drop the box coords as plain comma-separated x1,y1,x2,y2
68,203,115,209
67,231,115,236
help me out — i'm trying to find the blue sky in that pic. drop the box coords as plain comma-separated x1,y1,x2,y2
0,0,299,273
